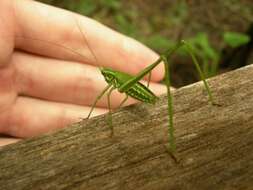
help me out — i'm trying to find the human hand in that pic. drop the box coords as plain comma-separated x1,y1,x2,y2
0,0,165,146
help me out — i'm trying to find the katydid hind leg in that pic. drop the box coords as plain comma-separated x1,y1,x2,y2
118,41,186,92
161,55,176,153
180,40,214,104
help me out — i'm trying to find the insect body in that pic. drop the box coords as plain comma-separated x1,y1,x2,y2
101,68,158,104
23,17,214,154
87,40,215,153
19,15,214,155
84,36,214,153
87,67,159,136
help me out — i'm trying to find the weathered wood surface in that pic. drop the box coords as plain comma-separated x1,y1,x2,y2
0,65,253,190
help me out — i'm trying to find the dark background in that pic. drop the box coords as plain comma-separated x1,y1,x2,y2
38,0,253,87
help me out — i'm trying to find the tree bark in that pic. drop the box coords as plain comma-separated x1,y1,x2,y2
0,65,253,190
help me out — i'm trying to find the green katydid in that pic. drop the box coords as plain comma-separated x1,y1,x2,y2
18,17,214,153
88,43,213,152
74,19,214,153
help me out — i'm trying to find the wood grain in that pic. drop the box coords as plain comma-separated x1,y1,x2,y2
0,65,253,190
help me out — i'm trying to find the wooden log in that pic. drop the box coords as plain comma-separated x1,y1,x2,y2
0,65,253,190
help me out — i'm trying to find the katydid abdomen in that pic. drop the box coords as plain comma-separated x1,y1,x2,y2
101,68,158,104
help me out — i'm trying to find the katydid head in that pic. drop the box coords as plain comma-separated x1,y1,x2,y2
101,68,116,83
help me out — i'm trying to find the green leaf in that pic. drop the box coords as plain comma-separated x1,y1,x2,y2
223,32,250,48
77,1,97,16
115,14,136,36
100,0,121,10
144,35,176,52
184,33,220,77
190,33,219,61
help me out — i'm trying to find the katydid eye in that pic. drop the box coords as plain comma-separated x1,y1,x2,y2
106,75,113,81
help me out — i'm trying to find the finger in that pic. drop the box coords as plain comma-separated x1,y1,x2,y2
13,51,129,108
13,0,164,81
14,51,167,108
0,96,107,138
0,62,17,112
0,0,15,66
0,137,20,147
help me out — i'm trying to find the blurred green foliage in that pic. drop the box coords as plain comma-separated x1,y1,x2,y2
187,33,219,77
223,32,251,48
38,0,251,78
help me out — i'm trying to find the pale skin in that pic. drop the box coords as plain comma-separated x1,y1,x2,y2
0,0,167,146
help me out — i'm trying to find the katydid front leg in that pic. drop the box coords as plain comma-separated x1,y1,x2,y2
87,84,112,119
